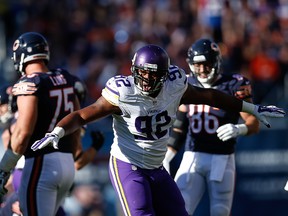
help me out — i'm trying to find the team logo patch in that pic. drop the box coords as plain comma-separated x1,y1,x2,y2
12,82,37,95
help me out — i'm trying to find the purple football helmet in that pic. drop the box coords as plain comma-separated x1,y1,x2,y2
12,32,50,76
131,44,170,96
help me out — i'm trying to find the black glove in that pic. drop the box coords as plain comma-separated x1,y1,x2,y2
0,170,10,197
90,131,104,151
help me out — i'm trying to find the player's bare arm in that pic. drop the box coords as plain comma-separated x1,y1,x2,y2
1,129,12,148
11,95,38,155
74,147,96,170
57,96,120,136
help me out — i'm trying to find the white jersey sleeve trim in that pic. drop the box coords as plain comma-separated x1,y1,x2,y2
101,77,120,106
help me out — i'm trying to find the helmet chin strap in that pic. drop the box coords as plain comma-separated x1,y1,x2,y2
189,64,214,87
134,70,164,96
195,68,216,86
198,73,221,89
135,80,162,97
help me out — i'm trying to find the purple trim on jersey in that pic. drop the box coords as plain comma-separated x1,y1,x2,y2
12,169,23,192
27,155,43,216
109,156,188,216
106,85,120,96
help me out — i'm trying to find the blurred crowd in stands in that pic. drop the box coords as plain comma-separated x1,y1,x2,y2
0,0,287,104
0,0,287,215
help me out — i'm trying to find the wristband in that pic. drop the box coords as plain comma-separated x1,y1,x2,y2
53,126,65,138
236,124,248,136
0,149,22,172
241,101,256,114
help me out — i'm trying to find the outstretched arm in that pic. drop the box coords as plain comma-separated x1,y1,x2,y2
58,96,119,136
181,84,285,128
181,84,242,111
31,96,120,151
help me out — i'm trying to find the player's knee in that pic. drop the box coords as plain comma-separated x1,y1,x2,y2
210,204,230,216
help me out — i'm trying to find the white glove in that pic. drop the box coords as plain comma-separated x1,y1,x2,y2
31,127,65,151
0,170,10,197
242,102,286,128
216,123,248,142
163,148,176,174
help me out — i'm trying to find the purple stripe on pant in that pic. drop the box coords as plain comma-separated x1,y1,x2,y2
12,169,23,192
109,156,188,216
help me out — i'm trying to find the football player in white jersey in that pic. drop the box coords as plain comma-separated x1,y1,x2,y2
26,44,284,216
163,38,260,216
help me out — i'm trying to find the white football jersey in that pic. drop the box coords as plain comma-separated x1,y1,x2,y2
102,65,188,169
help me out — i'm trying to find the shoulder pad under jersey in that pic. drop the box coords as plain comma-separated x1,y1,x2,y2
166,65,188,91
102,75,133,106
12,74,39,96
231,74,252,100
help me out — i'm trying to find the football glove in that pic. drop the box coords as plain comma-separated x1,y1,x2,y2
90,131,105,151
0,170,10,197
31,127,65,151
216,124,248,142
242,102,286,128
253,105,285,128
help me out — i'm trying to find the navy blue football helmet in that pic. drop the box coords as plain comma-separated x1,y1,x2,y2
187,39,221,86
131,44,170,96
12,32,50,76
